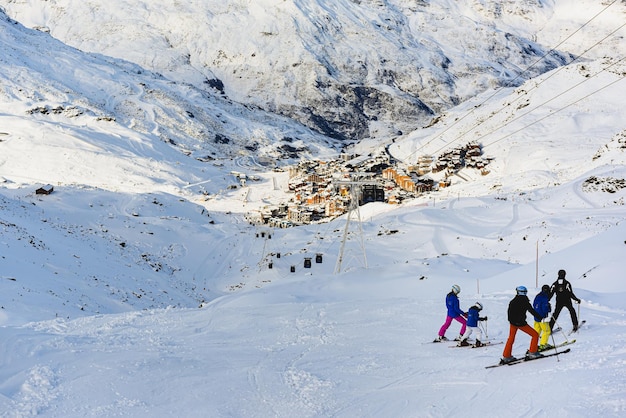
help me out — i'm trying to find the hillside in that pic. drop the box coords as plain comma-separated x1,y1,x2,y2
0,0,625,416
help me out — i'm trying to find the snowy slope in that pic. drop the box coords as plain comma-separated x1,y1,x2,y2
1,185,625,417
0,0,625,417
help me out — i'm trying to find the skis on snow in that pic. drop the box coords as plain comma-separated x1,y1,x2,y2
552,319,586,335
569,319,586,335
485,348,571,369
431,337,462,343
538,339,576,352
449,341,503,348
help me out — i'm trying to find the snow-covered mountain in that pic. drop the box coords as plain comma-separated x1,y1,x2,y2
6,0,618,143
0,0,626,416
0,6,340,170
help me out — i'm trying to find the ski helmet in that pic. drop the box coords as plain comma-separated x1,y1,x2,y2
475,302,483,311
558,269,566,279
542,284,550,293
451,284,461,295
516,286,527,295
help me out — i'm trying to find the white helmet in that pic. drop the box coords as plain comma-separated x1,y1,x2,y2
452,284,461,295
475,302,483,311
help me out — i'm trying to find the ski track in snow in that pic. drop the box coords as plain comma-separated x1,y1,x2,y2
0,283,625,416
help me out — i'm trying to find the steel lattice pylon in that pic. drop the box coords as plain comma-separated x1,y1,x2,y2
334,173,378,274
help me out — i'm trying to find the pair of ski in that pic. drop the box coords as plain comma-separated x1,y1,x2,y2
485,348,571,368
449,341,502,348
538,339,575,352
552,319,586,335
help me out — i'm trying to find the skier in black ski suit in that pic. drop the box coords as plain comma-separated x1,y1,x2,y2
549,269,581,331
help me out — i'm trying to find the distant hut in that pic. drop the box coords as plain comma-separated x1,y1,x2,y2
36,184,54,195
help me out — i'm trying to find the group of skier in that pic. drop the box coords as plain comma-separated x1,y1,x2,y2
435,269,581,364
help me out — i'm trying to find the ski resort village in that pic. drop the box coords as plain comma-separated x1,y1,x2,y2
245,141,492,227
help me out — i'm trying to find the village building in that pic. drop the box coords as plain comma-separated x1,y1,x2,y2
36,184,54,195
246,142,491,227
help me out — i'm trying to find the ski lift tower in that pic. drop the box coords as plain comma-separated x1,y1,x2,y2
334,172,378,274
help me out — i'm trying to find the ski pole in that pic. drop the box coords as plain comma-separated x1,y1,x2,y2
553,319,569,342
549,329,560,361
479,320,488,340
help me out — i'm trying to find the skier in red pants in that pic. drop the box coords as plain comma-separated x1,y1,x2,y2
501,286,543,364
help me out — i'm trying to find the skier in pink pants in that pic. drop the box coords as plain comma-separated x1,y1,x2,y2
434,284,467,342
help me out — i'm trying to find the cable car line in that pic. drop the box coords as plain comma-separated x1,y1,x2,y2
401,0,622,161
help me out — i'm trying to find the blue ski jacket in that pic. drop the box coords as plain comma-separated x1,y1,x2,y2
533,290,551,322
445,292,465,318
466,305,486,327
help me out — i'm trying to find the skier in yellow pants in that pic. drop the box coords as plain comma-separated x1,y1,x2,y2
533,285,552,350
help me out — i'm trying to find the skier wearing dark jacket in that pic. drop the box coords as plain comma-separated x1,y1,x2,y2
501,286,542,364
549,269,581,332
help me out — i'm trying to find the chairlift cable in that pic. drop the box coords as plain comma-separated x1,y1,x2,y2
430,23,626,156
428,55,626,155
402,0,622,161
481,75,626,149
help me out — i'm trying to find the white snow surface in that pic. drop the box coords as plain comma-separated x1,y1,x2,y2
0,1,626,417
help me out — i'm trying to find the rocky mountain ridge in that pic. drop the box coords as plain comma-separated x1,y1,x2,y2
3,0,608,147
